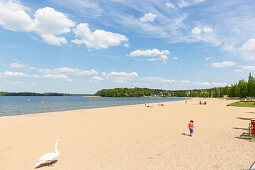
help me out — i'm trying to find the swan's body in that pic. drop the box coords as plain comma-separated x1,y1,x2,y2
35,139,60,168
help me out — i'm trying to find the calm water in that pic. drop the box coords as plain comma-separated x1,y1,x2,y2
0,96,186,116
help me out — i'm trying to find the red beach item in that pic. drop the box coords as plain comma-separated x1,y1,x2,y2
251,119,255,135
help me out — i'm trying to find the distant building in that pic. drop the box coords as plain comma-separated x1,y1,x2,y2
223,95,228,98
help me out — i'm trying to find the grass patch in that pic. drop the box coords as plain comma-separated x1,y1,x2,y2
227,101,255,107
226,98,241,100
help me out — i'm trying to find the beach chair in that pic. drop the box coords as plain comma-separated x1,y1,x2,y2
250,161,255,169
243,161,255,170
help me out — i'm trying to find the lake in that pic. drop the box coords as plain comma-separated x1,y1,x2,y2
0,96,187,116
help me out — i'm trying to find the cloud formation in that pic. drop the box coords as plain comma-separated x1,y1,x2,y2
43,73,72,81
235,65,255,72
192,26,213,35
0,1,75,45
72,23,128,49
38,67,98,76
141,76,227,89
0,0,34,31
0,0,127,47
165,2,176,9
239,39,255,61
92,71,138,84
129,49,170,57
211,61,236,68
3,71,28,77
177,0,205,8
10,63,25,68
140,13,157,23
33,7,75,45
129,49,170,62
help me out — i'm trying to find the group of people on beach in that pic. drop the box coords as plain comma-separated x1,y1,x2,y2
199,100,207,105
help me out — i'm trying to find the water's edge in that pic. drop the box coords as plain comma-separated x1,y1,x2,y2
0,96,188,117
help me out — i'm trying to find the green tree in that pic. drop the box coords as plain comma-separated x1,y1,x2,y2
238,80,248,98
248,73,255,97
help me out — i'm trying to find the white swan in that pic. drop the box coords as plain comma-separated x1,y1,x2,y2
35,139,60,168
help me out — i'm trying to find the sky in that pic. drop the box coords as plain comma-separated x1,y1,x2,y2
0,0,255,94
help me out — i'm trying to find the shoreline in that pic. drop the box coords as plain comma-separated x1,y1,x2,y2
0,99,177,118
0,98,254,169
0,97,187,118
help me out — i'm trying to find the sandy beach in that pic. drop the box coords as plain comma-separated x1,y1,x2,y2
0,98,254,170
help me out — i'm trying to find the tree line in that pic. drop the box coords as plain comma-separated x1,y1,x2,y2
95,73,255,98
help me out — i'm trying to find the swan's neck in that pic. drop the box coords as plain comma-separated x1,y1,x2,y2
55,141,59,154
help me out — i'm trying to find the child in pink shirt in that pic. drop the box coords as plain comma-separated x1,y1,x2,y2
188,120,194,136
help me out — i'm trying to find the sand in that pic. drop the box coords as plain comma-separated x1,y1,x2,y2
0,98,254,170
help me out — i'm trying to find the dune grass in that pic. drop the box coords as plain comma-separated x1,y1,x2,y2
227,101,255,107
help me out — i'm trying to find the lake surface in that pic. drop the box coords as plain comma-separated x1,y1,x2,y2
0,96,186,116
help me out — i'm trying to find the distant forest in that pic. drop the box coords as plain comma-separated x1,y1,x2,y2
95,73,255,98
0,92,71,96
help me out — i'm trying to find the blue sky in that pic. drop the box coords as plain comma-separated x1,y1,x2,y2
0,0,255,93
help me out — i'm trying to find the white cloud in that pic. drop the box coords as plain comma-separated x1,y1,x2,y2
72,23,128,49
148,55,168,62
43,74,72,81
124,43,129,47
239,38,255,61
241,66,255,71
191,27,202,34
109,72,138,84
38,67,98,76
129,49,170,57
141,76,227,89
4,71,28,77
140,13,157,23
96,71,138,84
33,7,75,45
166,2,176,9
191,26,220,46
160,55,168,60
2,70,72,81
203,27,213,33
92,76,104,81
173,57,179,60
235,65,255,72
0,1,75,46
10,62,25,68
0,0,33,31
142,77,176,83
129,49,170,62
177,0,205,8
33,7,75,35
192,26,213,35
40,34,67,46
211,61,236,68
54,67,98,76
177,0,189,8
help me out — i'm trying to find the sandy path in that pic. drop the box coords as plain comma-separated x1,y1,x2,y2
0,98,254,170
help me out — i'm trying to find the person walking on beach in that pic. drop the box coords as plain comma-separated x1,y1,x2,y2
188,120,194,137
